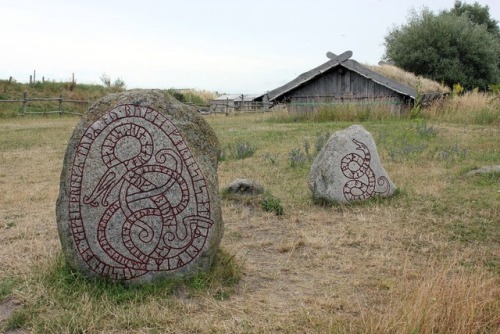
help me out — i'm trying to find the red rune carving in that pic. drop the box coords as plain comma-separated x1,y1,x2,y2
340,139,390,202
68,104,213,280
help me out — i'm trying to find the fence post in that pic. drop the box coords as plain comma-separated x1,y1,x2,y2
22,91,27,115
58,95,63,116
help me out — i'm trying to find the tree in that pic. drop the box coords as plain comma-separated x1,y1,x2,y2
100,73,111,88
100,73,126,92
449,1,500,38
113,78,126,91
384,6,500,90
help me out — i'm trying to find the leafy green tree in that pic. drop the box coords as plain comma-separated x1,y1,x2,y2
384,6,500,90
449,1,500,38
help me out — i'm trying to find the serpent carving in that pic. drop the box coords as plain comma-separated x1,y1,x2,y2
340,139,390,202
68,104,213,280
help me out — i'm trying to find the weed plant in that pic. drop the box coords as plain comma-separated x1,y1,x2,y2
314,131,331,154
435,143,468,166
285,131,332,168
222,141,257,160
262,152,280,165
260,194,284,216
288,148,307,168
415,121,438,138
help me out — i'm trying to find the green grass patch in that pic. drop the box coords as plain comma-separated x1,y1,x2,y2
260,194,284,216
474,171,500,187
449,221,490,243
0,277,21,301
4,249,242,332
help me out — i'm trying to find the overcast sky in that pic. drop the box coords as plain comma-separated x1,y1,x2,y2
1,0,499,94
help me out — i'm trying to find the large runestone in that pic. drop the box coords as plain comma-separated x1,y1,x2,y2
56,90,223,284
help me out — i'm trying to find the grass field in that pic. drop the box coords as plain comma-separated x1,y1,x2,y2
0,107,499,333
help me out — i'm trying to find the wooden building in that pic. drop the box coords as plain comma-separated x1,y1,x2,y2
210,94,239,113
210,93,264,113
263,51,418,112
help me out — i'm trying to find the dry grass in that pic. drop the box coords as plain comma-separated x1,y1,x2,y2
363,264,500,333
366,64,450,94
180,88,218,103
0,112,499,333
423,91,500,125
269,99,406,123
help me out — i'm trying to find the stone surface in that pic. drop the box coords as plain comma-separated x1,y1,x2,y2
56,90,223,284
224,178,264,195
308,125,396,204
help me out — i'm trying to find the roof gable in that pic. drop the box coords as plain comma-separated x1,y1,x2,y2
267,51,417,101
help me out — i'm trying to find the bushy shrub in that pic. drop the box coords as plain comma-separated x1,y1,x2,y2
222,141,257,160
261,195,284,216
288,148,307,168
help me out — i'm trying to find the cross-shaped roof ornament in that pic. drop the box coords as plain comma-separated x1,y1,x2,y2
326,50,353,63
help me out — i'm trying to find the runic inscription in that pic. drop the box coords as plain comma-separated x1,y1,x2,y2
68,104,213,280
340,139,390,202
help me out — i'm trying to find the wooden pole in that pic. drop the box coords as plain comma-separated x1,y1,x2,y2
58,95,63,116
22,91,27,115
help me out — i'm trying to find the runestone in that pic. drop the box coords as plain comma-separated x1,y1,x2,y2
57,90,223,284
308,124,396,204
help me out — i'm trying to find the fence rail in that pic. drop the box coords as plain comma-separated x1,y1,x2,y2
0,92,90,116
209,101,267,114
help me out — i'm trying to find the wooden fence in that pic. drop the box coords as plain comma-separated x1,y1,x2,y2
0,92,89,116
209,101,267,114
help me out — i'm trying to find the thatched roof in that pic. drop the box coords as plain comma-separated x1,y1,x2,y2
367,63,450,94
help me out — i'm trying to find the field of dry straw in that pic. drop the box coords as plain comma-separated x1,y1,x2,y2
0,98,499,333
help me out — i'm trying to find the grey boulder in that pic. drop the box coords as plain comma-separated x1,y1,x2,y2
56,90,223,284
308,125,396,204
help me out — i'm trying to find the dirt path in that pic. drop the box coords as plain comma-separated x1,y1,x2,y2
0,298,26,334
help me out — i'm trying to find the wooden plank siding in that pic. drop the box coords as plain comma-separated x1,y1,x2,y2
280,66,408,113
265,51,424,114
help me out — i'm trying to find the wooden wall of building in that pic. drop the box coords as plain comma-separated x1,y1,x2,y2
280,66,409,112
284,67,399,99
